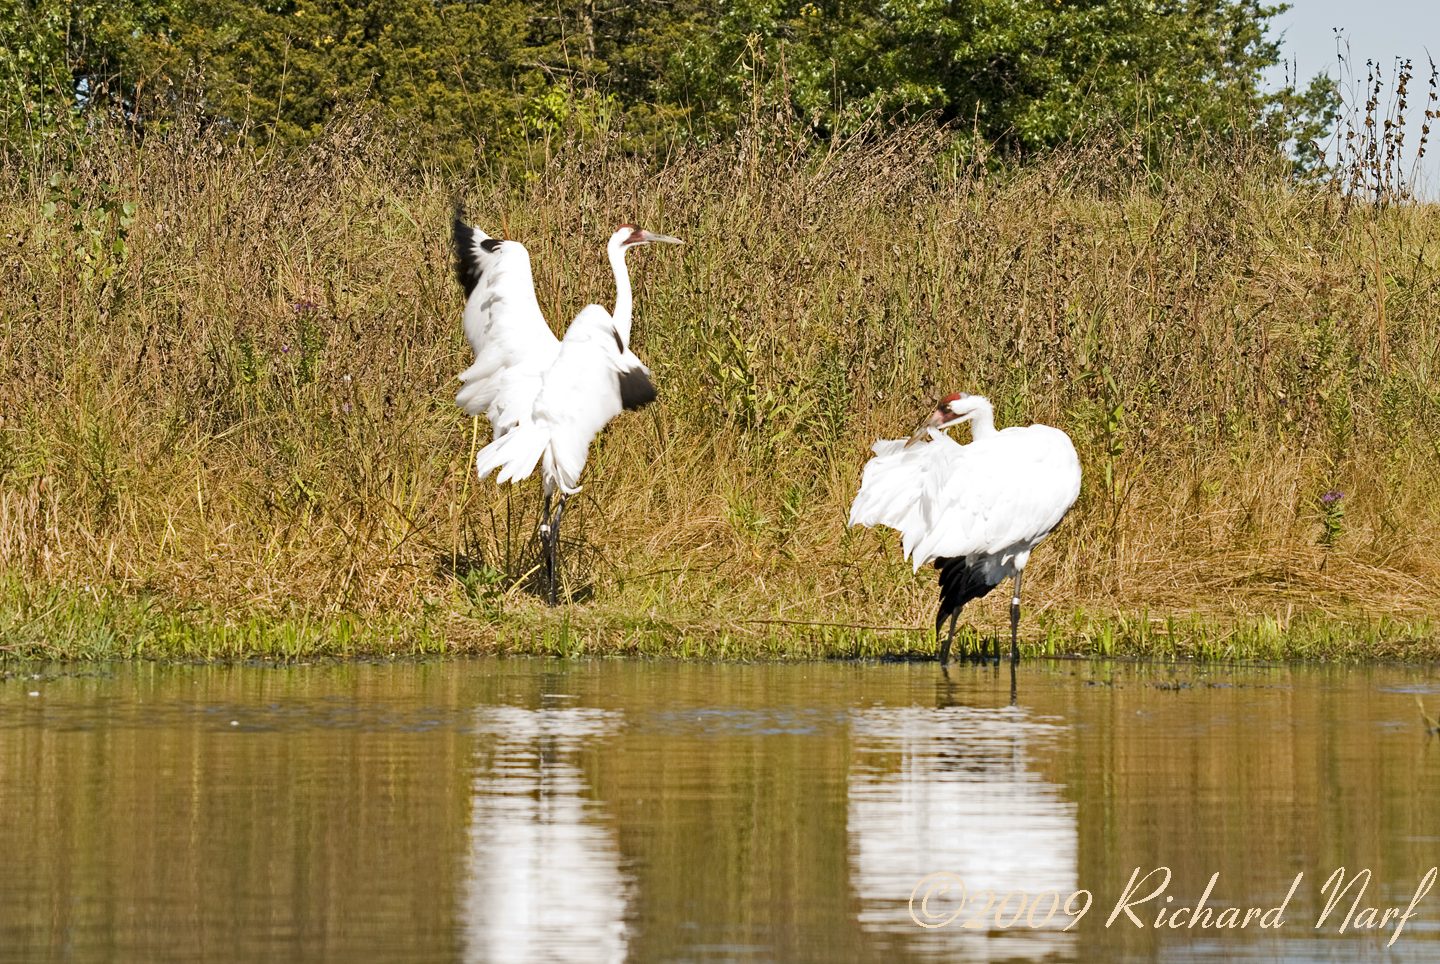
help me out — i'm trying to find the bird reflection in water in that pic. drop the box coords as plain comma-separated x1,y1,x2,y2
846,702,1078,963
941,657,1019,705
462,706,631,964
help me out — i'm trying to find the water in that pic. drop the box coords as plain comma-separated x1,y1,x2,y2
2,658,1439,963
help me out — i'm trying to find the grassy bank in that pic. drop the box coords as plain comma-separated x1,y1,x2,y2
3,579,1438,663
2,118,1439,662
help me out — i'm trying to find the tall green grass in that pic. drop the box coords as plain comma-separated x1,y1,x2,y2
1,109,1438,661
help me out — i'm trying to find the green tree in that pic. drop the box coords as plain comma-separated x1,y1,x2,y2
655,0,1300,150
1,0,191,146
515,0,697,146
0,0,1338,168
189,1,535,158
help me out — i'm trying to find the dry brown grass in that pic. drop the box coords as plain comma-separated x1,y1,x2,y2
1,114,1438,659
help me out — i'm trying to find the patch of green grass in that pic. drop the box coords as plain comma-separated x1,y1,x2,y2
2,581,1434,664
0,582,445,662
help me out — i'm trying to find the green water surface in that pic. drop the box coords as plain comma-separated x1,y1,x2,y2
1,658,1437,963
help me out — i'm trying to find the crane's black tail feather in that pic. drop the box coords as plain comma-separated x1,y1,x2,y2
934,556,1003,655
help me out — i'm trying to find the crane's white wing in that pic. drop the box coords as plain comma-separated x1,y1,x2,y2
909,426,1081,568
474,305,655,494
453,215,561,432
848,432,963,538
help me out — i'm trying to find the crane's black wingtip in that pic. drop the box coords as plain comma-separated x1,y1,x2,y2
453,208,483,299
619,367,658,411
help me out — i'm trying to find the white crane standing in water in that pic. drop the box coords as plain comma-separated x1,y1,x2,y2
453,208,682,604
849,393,1081,665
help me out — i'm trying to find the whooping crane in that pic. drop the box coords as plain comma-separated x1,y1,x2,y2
453,209,682,604
848,393,1081,665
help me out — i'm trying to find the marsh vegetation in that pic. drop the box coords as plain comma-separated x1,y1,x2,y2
2,87,1439,660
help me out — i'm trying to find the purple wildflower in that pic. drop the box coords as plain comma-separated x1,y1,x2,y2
294,300,318,312
1321,490,1343,504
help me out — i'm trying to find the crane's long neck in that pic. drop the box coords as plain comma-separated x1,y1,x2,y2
608,241,633,346
966,399,998,441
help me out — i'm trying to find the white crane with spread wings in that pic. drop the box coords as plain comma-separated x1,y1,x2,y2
453,209,682,604
849,393,1081,665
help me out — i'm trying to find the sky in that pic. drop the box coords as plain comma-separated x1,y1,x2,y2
1262,1,1440,195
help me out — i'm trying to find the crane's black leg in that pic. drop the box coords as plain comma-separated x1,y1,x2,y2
1009,569,1024,666
540,491,554,606
938,611,959,665
549,493,569,606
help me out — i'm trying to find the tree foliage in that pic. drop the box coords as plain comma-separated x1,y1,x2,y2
2,1,191,143
191,2,534,155
662,0,1294,148
1,0,1336,164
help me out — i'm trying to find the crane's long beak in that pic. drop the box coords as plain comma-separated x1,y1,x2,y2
905,410,947,448
641,230,683,244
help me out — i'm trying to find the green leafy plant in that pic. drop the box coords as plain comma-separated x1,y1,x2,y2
459,563,508,619
1319,489,1345,550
